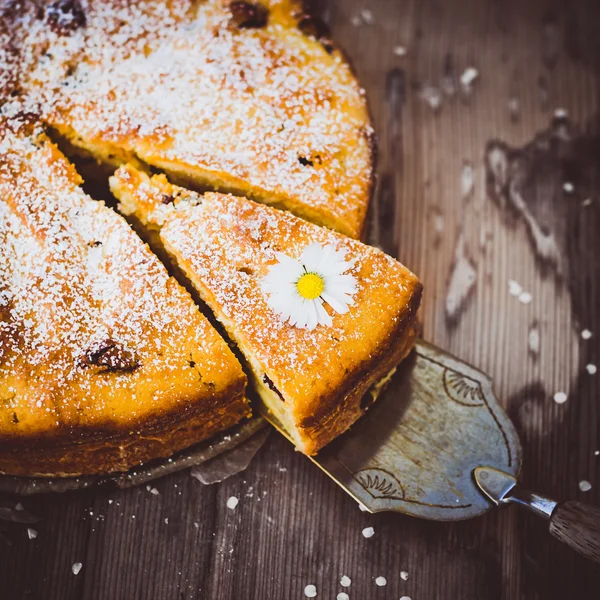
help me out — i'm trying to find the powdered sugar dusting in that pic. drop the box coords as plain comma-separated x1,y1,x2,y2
4,0,372,236
0,124,241,435
160,193,419,407
113,167,421,413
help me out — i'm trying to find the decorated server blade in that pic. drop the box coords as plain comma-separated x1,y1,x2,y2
264,339,600,563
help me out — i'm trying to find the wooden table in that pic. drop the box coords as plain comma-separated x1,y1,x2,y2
2,0,599,597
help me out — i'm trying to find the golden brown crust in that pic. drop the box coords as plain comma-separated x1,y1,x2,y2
110,165,422,455
0,0,384,473
297,321,418,454
4,0,373,238
0,391,249,477
0,124,250,477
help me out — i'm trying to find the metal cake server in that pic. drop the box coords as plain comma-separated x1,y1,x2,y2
264,339,600,563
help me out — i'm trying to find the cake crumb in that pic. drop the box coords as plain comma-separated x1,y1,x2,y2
226,496,239,510
15,503,24,511
400,570,409,581
579,480,592,492
304,584,317,598
553,391,567,404
360,9,374,25
461,162,475,198
586,364,597,375
518,291,532,305
362,526,375,538
419,85,442,110
582,329,593,340
393,46,407,57
72,562,83,575
375,576,387,587
27,528,38,540
337,594,349,600
460,67,479,88
508,280,522,297
528,326,540,355
507,97,520,119
340,575,351,587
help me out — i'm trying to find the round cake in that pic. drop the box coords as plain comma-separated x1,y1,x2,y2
4,0,374,238
0,0,380,477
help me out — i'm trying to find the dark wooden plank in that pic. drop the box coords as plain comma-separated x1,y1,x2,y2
1,0,600,598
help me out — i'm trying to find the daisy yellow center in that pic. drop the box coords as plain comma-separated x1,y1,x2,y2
296,272,325,300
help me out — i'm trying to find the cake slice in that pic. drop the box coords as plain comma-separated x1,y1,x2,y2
111,165,422,454
0,120,249,477
10,0,373,238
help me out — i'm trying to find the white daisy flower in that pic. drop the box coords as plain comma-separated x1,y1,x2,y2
262,243,358,330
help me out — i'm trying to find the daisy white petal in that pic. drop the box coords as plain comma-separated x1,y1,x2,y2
316,244,339,269
329,262,354,278
315,299,333,327
340,293,356,306
327,288,357,305
343,295,357,308
298,302,314,329
299,243,324,271
285,294,307,326
262,272,287,292
305,300,320,330
327,262,355,279
266,291,292,319
317,246,346,275
325,275,357,295
274,252,301,268
325,287,356,305
275,252,302,270
321,291,350,314
264,257,303,285
335,273,358,286
330,287,357,300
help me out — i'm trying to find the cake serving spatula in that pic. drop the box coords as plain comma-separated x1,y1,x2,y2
263,339,600,563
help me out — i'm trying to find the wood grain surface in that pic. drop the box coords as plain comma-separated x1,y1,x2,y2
1,0,600,598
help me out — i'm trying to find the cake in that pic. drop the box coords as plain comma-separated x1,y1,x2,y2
0,119,249,477
0,1,420,475
110,165,422,454
6,0,373,238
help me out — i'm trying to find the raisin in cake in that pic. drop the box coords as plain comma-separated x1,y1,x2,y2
111,165,422,455
6,0,373,238
0,120,249,477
